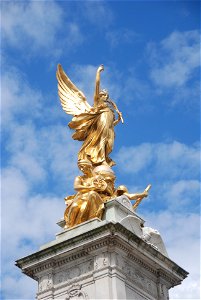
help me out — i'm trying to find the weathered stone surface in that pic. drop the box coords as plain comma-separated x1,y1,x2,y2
16,196,188,299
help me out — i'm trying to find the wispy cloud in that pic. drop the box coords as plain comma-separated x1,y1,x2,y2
1,1,83,57
106,28,139,48
81,1,114,29
146,30,200,110
148,30,200,88
2,1,62,50
164,179,200,210
2,274,37,300
115,141,200,179
1,67,42,126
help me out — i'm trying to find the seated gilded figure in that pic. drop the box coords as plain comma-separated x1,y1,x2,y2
64,161,115,228
64,160,149,228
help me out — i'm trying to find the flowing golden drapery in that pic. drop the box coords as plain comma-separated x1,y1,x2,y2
69,104,115,167
64,175,105,228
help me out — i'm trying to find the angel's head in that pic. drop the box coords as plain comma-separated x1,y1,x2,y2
99,89,109,101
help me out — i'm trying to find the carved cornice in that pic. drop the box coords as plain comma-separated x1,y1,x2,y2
157,269,183,287
16,222,188,285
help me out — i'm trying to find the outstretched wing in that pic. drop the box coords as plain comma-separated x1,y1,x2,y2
56,64,92,116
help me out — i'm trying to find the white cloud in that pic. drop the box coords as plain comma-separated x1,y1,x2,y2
65,22,84,47
148,30,200,88
122,74,151,105
1,1,62,49
115,143,153,173
2,169,59,250
2,275,37,300
38,125,79,184
164,180,200,210
115,141,200,179
1,1,83,56
5,122,78,191
1,68,42,125
81,1,114,28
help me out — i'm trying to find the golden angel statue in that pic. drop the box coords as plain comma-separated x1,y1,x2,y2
56,64,151,229
56,64,123,168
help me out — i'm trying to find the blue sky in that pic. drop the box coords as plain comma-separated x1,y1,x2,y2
1,1,200,299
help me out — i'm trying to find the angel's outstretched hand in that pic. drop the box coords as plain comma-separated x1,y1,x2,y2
97,64,104,73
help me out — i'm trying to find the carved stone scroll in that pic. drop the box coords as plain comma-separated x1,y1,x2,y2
65,284,88,300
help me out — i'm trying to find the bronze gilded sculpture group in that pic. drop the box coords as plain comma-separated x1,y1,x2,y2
56,64,151,228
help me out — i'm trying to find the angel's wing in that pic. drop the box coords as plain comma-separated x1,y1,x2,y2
56,64,92,116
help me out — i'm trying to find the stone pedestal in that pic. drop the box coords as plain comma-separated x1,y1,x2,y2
16,196,188,300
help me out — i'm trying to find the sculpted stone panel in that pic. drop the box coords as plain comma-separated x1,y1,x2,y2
54,260,93,285
94,253,108,270
124,262,157,298
115,253,125,271
158,283,169,300
38,273,53,292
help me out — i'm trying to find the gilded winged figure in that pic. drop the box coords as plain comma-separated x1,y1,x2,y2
56,64,123,168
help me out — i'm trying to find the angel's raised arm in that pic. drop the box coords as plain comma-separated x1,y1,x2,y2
94,65,104,107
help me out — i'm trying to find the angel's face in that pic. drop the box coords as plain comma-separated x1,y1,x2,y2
99,92,109,102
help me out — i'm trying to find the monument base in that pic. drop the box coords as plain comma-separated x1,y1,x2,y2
16,196,188,300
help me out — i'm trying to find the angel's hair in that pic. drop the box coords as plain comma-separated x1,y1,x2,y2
99,89,109,96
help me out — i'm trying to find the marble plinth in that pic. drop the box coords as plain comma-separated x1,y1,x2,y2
16,196,188,300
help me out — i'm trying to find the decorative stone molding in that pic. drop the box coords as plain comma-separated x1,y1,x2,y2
94,253,108,270
65,284,88,300
54,260,93,285
158,283,169,300
38,272,53,292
